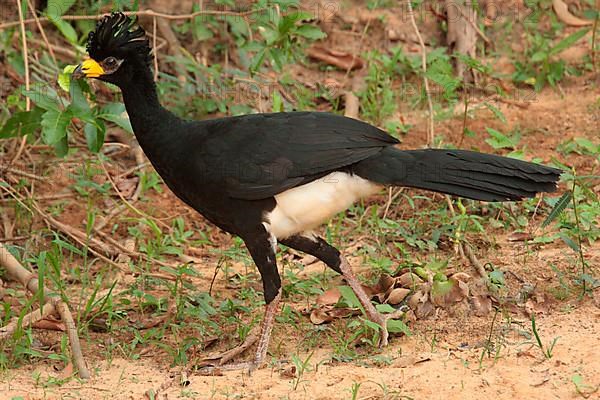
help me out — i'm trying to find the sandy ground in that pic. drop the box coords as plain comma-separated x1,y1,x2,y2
2,300,599,400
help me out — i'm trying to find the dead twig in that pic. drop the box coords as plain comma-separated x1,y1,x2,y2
406,0,434,146
0,302,57,339
2,166,45,181
26,0,57,65
11,0,30,165
0,243,90,379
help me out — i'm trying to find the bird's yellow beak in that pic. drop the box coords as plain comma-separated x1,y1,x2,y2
72,59,105,79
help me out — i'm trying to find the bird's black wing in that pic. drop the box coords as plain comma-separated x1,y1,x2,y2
193,112,399,200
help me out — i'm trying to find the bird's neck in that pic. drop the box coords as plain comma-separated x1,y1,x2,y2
119,67,181,148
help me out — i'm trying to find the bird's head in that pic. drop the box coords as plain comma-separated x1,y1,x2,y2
73,12,151,86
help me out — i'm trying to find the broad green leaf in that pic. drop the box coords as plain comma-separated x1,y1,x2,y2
558,231,580,253
387,319,411,335
295,25,327,40
485,127,517,149
69,78,90,116
53,133,69,157
531,51,547,63
259,26,279,45
549,28,591,56
58,65,77,92
46,0,76,19
431,280,454,297
84,120,105,153
23,89,62,111
269,48,284,70
98,103,133,133
338,285,363,313
49,18,78,43
250,48,267,73
0,107,44,138
41,108,71,145
375,304,396,313
192,19,214,41
225,15,249,38
271,90,283,112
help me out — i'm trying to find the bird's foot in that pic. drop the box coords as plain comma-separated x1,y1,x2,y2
197,360,263,375
198,290,281,374
201,326,260,367
364,308,406,348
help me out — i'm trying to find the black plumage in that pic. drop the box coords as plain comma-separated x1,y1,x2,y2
74,13,562,371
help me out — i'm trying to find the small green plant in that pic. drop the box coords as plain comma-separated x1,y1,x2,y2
290,351,314,390
530,314,558,359
513,28,591,91
571,374,599,397
350,381,362,400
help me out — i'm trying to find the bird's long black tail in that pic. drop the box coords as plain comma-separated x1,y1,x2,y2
353,148,562,201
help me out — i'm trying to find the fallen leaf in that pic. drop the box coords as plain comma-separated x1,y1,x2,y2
471,294,493,316
396,272,423,288
431,278,469,307
310,309,330,324
32,319,66,332
386,288,410,305
317,287,341,305
58,362,74,379
307,46,364,70
508,231,533,242
376,274,396,293
310,306,355,324
552,0,593,26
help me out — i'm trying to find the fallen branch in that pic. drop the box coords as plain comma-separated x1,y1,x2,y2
0,243,90,379
0,301,56,339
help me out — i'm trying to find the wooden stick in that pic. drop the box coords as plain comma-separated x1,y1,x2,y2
0,302,56,339
405,0,434,147
12,0,30,164
0,243,91,379
26,0,58,65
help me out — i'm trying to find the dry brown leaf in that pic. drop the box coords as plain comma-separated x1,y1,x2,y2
508,231,533,242
377,274,396,293
396,272,423,288
431,279,469,307
317,287,341,305
310,308,330,325
309,306,355,325
307,46,364,70
32,318,66,332
386,288,411,305
471,294,493,316
451,272,471,283
552,0,593,26
415,301,435,319
58,362,74,379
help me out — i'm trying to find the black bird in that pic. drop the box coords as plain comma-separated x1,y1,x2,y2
74,13,561,370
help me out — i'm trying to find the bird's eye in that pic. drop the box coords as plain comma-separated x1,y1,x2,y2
104,57,118,68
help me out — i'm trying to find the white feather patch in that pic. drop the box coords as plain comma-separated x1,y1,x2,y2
265,172,381,239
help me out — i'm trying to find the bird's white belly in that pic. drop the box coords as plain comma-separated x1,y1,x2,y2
266,172,382,239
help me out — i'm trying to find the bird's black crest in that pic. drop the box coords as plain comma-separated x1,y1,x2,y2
87,12,151,63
